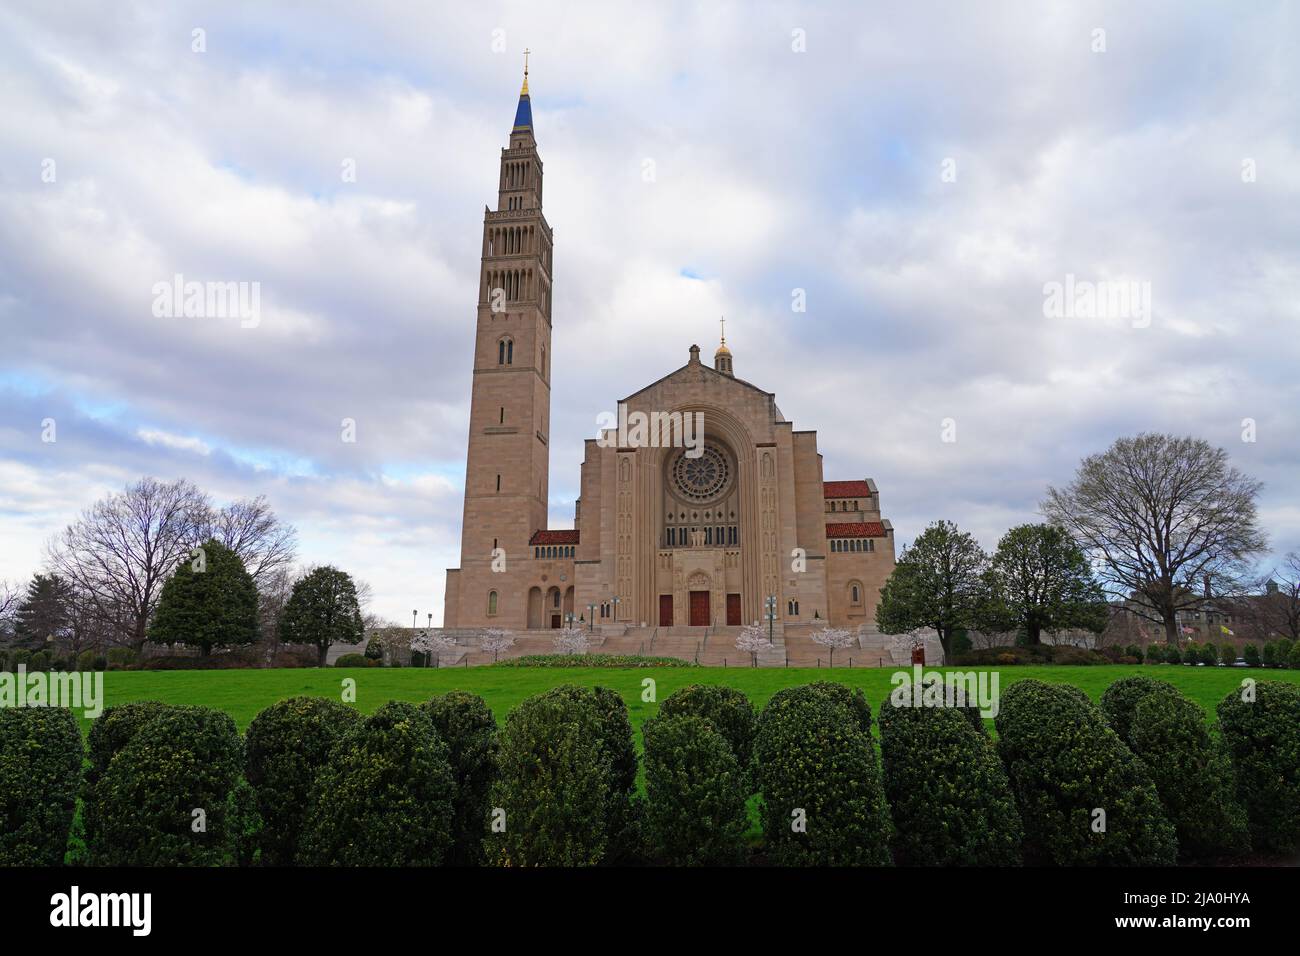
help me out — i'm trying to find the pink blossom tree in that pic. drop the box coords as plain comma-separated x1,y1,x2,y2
481,627,515,662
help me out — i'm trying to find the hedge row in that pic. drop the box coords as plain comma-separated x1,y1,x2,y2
4,676,1299,866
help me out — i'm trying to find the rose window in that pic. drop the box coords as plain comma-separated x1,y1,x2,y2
672,446,731,503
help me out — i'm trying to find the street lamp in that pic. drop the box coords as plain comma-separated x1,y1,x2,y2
412,609,417,629
612,595,621,622
586,604,596,631
765,595,776,644
565,611,575,628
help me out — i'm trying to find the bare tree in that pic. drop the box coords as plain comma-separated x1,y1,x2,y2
0,579,21,642
196,495,297,585
1043,434,1267,644
1254,553,1300,642
46,477,211,651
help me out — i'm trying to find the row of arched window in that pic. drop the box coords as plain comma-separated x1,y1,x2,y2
502,160,531,190
487,224,536,256
831,538,876,553
663,526,738,547
496,337,546,376
487,268,536,303
826,500,862,512
533,545,574,559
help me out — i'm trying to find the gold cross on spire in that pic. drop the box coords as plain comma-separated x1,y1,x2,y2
719,316,726,344
521,48,530,95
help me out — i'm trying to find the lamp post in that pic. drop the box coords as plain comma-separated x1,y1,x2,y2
565,611,575,629
612,595,621,622
586,604,596,631
765,595,776,644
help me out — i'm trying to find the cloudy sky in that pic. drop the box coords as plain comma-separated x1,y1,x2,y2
1,1,1298,623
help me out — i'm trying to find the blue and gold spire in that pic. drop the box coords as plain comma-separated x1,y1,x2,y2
512,49,532,131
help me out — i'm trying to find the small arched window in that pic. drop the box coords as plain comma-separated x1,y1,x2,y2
488,591,498,615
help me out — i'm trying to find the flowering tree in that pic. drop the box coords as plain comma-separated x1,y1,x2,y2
481,627,516,662
811,625,855,668
411,630,459,667
736,624,768,667
553,627,590,656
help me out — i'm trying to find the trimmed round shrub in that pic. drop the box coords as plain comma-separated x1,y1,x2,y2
0,707,84,865
298,702,455,866
1262,642,1279,668
11,649,31,667
995,680,1176,865
421,691,499,866
244,696,362,866
485,689,614,866
755,683,892,866
1164,645,1182,664
767,680,873,735
363,637,383,661
536,685,642,862
1099,676,1181,744
878,700,1022,866
658,684,757,780
1126,644,1144,664
1199,643,1219,666
1222,643,1238,665
1217,681,1300,854
1242,643,1261,667
1289,641,1300,670
85,701,178,793
29,650,52,671
1145,644,1163,664
643,714,749,866
1129,692,1249,861
88,706,244,866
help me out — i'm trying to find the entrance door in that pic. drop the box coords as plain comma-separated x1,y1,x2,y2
726,593,741,626
550,614,561,629
689,590,710,626
659,594,673,627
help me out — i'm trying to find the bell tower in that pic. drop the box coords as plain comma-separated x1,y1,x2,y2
445,56,554,627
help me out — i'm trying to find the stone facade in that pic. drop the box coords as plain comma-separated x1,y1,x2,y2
443,76,895,631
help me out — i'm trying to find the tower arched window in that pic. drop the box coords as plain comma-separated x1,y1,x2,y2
488,591,498,615
498,337,514,365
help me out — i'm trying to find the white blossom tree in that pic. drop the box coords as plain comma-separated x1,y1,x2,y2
481,627,516,662
736,623,768,667
553,626,590,656
811,625,855,668
412,630,459,667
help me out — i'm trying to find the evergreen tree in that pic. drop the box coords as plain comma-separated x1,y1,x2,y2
278,566,364,666
12,574,73,650
150,538,258,655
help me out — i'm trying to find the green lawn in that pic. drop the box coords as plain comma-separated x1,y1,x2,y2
83,663,1300,739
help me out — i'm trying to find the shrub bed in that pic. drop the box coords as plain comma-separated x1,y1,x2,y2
0,707,84,865
1217,680,1300,854
1129,692,1250,861
754,683,892,866
244,696,362,865
485,689,614,866
298,702,454,866
88,706,244,866
494,654,694,668
643,714,749,866
421,691,499,866
658,684,757,782
878,700,1022,866
951,645,1107,666
332,653,374,668
995,680,1176,865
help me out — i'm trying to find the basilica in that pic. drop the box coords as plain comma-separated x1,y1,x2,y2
442,69,896,639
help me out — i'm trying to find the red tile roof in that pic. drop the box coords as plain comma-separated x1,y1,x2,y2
826,521,887,538
823,480,871,498
529,529,579,545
